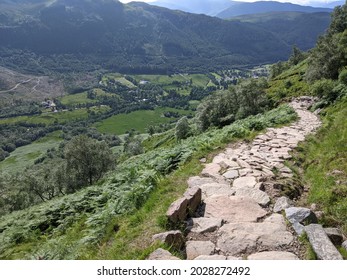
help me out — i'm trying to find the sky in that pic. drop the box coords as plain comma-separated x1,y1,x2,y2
118,0,340,6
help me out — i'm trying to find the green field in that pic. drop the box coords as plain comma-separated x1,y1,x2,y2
0,106,110,125
94,107,193,135
0,131,62,174
102,73,136,88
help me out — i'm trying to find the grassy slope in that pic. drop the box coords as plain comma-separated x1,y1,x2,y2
297,97,347,236
0,131,62,174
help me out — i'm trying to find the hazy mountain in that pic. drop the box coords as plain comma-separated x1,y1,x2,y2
0,0,330,74
151,0,234,16
232,11,331,51
217,1,332,19
308,1,345,8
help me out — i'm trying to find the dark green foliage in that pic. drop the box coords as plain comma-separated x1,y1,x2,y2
339,68,347,85
175,117,191,141
65,135,115,188
197,78,270,130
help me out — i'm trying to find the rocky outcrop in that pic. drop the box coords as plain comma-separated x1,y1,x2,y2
166,197,188,223
189,217,223,234
273,196,294,213
186,241,215,260
285,207,318,235
305,224,343,260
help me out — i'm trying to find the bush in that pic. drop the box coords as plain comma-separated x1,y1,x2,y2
339,68,347,86
310,79,337,98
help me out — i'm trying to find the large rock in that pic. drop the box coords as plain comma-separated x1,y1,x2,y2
166,197,188,223
186,241,215,260
147,248,180,260
217,214,293,255
184,187,202,214
199,183,235,200
273,196,294,213
305,224,343,260
233,176,257,188
247,251,299,260
187,176,216,188
324,228,344,246
152,231,185,249
204,195,267,223
190,217,223,234
285,207,318,235
234,187,270,207
194,255,226,260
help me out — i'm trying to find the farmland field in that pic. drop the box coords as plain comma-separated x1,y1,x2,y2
94,107,193,135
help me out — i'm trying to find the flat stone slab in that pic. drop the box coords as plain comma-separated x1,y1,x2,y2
273,196,294,213
201,163,221,179
199,183,235,200
223,169,239,180
217,214,293,255
190,217,223,234
204,195,267,223
186,241,215,260
234,187,270,207
147,248,180,260
305,224,343,260
194,255,227,260
247,251,299,260
187,176,216,188
233,176,257,188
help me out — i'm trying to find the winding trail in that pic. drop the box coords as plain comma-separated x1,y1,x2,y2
183,97,322,260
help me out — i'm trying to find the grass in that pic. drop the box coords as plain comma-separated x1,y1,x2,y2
0,107,110,125
0,131,62,174
297,97,347,236
94,107,193,135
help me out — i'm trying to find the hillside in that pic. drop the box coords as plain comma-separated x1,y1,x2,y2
0,0,329,75
217,1,332,19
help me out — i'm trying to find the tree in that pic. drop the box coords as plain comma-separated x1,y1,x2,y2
289,45,306,66
64,135,115,188
175,117,190,140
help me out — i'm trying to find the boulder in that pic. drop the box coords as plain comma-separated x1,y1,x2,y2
324,228,344,246
186,241,215,260
184,187,202,214
285,207,318,235
247,251,299,260
204,195,267,223
194,255,227,260
273,196,294,213
147,248,180,260
305,224,343,260
234,187,270,207
217,214,293,255
233,176,257,189
166,197,188,223
190,217,223,234
152,230,185,249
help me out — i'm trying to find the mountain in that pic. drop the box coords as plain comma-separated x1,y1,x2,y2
151,0,233,16
232,11,331,51
0,0,330,75
217,1,332,19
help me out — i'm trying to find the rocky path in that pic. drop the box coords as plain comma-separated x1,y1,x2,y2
149,98,345,260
